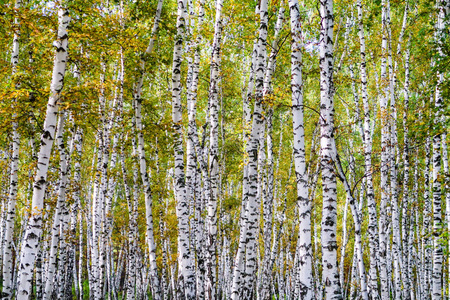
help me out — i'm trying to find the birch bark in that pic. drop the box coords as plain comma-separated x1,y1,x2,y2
2,1,22,297
230,41,258,300
356,1,379,297
319,0,342,298
230,1,268,297
379,1,390,298
401,37,412,300
171,0,196,297
241,0,268,297
288,0,313,298
259,6,284,300
16,7,70,298
431,2,445,299
205,0,223,296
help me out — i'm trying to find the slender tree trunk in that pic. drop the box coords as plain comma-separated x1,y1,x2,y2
257,5,284,300
356,1,379,298
132,0,164,293
205,0,223,297
2,1,22,297
423,133,432,300
230,40,258,300
230,1,268,297
171,0,196,297
431,2,445,299
16,7,70,298
319,0,342,298
242,2,268,298
379,1,390,298
288,0,313,298
401,36,412,300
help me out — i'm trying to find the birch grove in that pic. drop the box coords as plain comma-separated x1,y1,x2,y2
0,0,449,299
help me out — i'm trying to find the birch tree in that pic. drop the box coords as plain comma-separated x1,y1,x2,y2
288,0,313,298
319,0,343,298
170,0,196,297
2,1,22,297
16,7,70,298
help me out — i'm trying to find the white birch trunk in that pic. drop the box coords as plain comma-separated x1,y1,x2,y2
230,1,268,297
2,1,22,297
121,145,138,300
242,2,268,298
171,0,196,297
230,40,258,300
444,133,450,298
379,1,390,298
16,8,70,298
356,1,379,297
205,0,223,296
319,0,342,298
423,133,432,300
401,37,412,300
431,2,445,299
258,5,284,300
385,4,402,298
131,0,164,293
288,0,313,298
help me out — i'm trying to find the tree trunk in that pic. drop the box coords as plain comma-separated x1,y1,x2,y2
16,7,70,298
170,0,196,297
319,0,342,298
2,0,22,297
205,0,223,296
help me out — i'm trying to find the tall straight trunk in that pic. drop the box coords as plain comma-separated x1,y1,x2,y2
134,16,163,295
121,145,138,300
67,125,83,300
411,156,420,300
288,0,312,298
2,1,22,297
16,7,70,298
356,1,379,297
390,11,409,296
423,133,432,300
56,114,73,299
184,0,205,297
257,5,284,300
379,1,390,299
170,0,196,297
444,132,450,295
385,3,403,298
230,1,268,297
444,132,450,296
401,37,411,300
432,2,445,299
0,186,6,286
132,4,164,294
319,0,342,299
91,66,106,300
241,1,268,298
432,123,442,300
443,2,450,280
78,197,84,300
205,0,223,297
230,40,258,300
